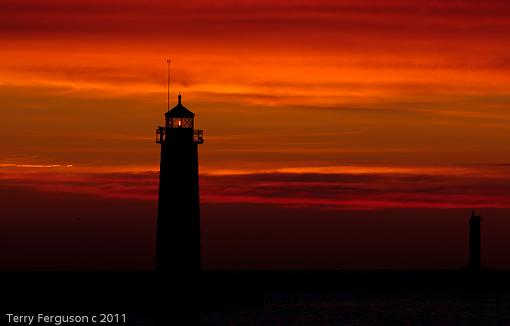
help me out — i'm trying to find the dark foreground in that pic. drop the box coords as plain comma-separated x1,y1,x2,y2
2,270,510,325
203,290,510,325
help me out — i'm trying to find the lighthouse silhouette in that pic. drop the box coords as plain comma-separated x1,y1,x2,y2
468,211,482,270
155,93,204,277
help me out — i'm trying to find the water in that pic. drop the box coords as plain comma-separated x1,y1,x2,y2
202,291,510,325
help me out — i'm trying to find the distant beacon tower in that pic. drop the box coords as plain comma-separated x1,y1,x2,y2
468,211,482,270
155,94,204,275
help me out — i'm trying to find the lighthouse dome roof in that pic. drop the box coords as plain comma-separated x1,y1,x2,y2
165,94,195,118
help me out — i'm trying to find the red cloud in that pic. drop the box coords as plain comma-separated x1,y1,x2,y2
3,165,510,210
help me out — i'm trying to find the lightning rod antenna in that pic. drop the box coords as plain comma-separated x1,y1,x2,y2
167,59,171,111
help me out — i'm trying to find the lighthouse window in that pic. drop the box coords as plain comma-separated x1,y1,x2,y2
170,117,193,128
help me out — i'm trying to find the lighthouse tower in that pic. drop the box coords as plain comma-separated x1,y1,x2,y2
468,211,482,270
155,94,204,276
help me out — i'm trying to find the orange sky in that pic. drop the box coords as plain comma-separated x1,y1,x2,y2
2,0,510,174
2,1,510,269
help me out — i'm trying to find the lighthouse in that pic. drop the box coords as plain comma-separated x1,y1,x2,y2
468,211,482,270
155,94,204,277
